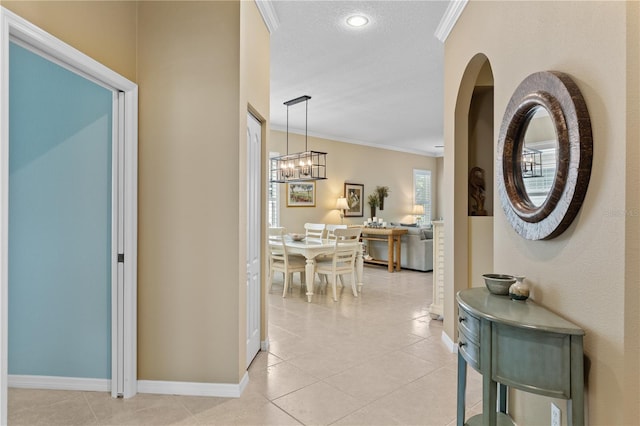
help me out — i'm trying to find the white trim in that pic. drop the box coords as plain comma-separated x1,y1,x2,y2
112,91,123,398
434,0,468,43
255,0,279,33
0,12,10,420
261,339,270,351
0,7,139,423
122,79,139,401
441,330,458,354
246,113,262,368
5,9,135,91
138,373,249,398
8,375,110,392
9,38,114,93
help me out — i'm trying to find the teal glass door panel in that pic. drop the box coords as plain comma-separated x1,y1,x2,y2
8,42,112,379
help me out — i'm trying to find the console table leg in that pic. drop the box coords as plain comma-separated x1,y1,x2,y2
569,337,585,425
457,352,467,426
498,383,507,413
483,375,497,425
395,236,402,271
387,235,394,272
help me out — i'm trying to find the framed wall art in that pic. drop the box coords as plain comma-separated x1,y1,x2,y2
344,183,364,217
286,182,316,207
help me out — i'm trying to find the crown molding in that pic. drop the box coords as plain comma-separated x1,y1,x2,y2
255,0,279,34
434,0,468,43
270,125,441,158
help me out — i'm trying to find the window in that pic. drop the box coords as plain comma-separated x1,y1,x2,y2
268,152,280,227
413,169,432,225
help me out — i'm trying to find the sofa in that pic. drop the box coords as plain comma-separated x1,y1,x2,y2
367,225,433,272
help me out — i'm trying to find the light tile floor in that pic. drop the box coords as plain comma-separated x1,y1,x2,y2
8,266,482,425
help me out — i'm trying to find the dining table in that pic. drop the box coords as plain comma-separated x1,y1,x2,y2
279,237,364,302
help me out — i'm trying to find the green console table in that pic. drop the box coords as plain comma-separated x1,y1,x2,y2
456,288,585,426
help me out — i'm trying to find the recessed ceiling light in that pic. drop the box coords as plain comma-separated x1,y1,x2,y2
346,15,369,28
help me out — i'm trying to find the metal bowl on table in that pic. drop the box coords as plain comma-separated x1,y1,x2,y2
482,273,516,295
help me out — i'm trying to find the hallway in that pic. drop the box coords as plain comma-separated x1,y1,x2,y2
8,266,482,425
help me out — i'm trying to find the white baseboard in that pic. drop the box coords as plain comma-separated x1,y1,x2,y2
9,373,251,399
8,375,110,392
441,331,458,354
138,372,249,398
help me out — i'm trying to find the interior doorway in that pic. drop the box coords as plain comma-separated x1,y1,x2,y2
246,112,262,367
466,60,494,288
8,39,114,384
0,8,138,424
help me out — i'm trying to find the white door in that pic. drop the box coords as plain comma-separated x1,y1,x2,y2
246,112,261,367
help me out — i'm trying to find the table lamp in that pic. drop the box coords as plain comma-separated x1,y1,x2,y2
413,204,425,225
336,197,350,224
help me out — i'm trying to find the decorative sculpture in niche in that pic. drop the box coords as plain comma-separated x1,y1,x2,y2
497,71,592,240
469,167,487,216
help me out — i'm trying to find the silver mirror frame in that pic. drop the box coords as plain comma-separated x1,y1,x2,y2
497,71,592,240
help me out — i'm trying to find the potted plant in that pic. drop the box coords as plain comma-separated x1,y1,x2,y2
376,186,390,210
367,193,379,218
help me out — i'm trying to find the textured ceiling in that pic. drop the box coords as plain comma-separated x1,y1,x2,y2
269,0,448,157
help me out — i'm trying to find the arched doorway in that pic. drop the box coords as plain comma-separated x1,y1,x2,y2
443,53,494,342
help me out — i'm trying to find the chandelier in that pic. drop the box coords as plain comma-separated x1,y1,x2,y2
521,148,543,178
270,95,327,183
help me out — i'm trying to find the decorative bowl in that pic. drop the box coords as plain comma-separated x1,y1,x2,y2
482,273,516,296
289,233,305,241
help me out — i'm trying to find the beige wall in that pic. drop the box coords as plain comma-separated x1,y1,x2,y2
444,1,639,424
137,0,254,384
135,0,270,385
269,131,439,233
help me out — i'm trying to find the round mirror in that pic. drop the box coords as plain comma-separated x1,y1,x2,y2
520,106,558,207
497,71,592,240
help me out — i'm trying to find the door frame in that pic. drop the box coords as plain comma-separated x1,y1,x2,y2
0,6,138,422
246,111,261,368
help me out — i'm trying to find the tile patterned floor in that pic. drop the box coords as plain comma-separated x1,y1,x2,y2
8,266,482,425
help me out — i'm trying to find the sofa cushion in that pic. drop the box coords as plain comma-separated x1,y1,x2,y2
405,227,424,238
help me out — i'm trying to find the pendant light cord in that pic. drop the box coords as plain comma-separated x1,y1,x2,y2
283,95,311,155
305,98,308,152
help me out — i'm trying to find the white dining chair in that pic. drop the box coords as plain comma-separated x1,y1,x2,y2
316,224,349,262
268,227,306,297
315,227,362,301
304,223,326,240
325,224,347,240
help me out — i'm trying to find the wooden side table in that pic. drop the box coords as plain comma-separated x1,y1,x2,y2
359,227,408,272
456,288,585,426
